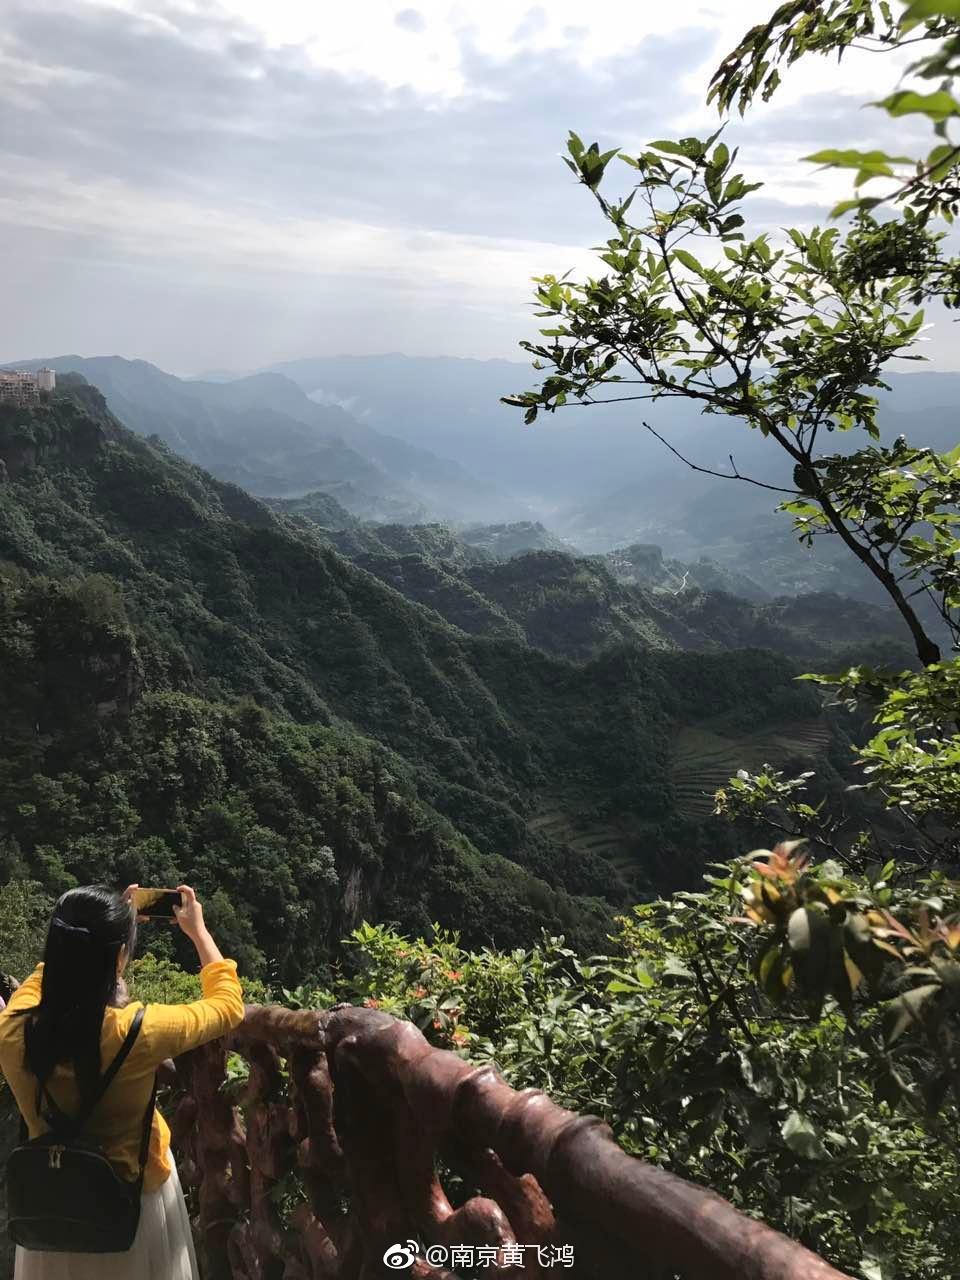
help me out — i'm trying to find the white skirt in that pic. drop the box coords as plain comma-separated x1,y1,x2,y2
14,1159,199,1280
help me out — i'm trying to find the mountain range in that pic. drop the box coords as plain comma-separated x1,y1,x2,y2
0,376,890,981
263,354,960,599
266,498,911,668
2,356,522,526
8,354,957,607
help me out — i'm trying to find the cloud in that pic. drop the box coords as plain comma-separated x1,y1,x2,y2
1,0,958,371
512,8,548,43
0,0,713,371
0,2,712,240
395,8,426,34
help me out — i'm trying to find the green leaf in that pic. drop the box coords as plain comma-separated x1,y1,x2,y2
804,148,911,170
883,983,941,1046
829,196,882,219
926,142,960,181
876,90,960,124
902,0,960,30
781,1111,828,1160
671,248,707,277
782,501,822,518
758,944,790,1003
633,965,655,989
661,956,694,981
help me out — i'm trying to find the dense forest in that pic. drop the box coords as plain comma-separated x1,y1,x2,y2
1,380,874,984
274,490,913,667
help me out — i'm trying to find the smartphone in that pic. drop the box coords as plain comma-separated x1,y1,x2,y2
132,888,182,921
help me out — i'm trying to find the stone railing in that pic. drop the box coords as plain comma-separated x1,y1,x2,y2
172,1003,852,1280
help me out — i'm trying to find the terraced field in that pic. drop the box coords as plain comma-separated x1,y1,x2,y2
526,718,831,873
670,719,831,820
527,808,638,871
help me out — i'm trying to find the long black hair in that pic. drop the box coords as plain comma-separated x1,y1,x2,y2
22,885,136,1102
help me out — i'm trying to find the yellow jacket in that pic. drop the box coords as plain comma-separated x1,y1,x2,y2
0,959,244,1192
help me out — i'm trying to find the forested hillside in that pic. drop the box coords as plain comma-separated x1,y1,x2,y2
267,356,960,597
271,494,911,668
0,382,856,979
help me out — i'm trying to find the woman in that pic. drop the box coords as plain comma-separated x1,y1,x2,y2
0,883,245,1280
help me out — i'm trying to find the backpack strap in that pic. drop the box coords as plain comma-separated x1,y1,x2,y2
86,1006,147,1123
135,1072,159,1189
38,1005,158,1187
40,1006,146,1136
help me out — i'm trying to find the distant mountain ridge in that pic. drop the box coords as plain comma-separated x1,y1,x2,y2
262,354,960,599
12,352,954,605
265,499,910,669
1,355,520,525
604,544,770,603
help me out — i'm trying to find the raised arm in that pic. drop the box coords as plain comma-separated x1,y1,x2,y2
132,884,245,1063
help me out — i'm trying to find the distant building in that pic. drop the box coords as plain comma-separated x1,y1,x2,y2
0,368,56,405
0,372,39,406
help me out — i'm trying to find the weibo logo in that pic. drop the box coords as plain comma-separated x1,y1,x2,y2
382,1240,418,1270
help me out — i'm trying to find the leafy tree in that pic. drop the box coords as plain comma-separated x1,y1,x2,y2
127,952,269,1006
0,879,51,996
505,0,960,866
294,854,960,1280
505,139,956,662
709,0,960,227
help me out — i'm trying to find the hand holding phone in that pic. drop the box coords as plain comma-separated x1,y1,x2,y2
131,887,183,921
170,884,207,944
122,883,218,964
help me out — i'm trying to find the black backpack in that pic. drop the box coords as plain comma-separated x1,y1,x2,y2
7,1007,158,1253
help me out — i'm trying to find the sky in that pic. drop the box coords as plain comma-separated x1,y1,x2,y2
1,0,956,374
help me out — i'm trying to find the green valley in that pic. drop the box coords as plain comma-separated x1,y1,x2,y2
0,380,856,981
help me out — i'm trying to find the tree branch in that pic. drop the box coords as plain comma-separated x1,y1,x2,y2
641,421,798,495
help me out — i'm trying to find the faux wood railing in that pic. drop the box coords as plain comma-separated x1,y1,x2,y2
171,1003,852,1280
